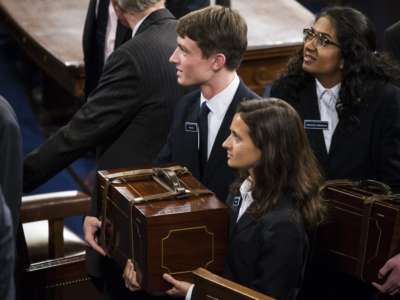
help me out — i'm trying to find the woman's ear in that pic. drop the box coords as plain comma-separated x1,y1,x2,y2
340,59,344,70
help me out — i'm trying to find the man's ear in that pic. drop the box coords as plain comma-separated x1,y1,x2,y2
211,53,227,72
111,0,122,17
111,0,119,12
111,0,129,27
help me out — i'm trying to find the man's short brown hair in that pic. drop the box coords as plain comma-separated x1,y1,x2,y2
176,6,247,71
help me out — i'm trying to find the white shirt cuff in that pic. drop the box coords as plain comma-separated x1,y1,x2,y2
185,284,195,300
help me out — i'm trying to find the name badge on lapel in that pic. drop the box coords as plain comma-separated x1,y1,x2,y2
185,122,199,133
304,120,329,130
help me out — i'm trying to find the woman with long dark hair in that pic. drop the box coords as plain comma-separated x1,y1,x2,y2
270,6,400,298
271,6,400,192
130,98,324,300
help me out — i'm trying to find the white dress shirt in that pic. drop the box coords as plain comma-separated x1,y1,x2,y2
130,15,147,37
200,74,240,159
96,0,147,63
185,177,254,300
96,0,118,63
315,79,341,152
104,2,118,63
237,177,254,221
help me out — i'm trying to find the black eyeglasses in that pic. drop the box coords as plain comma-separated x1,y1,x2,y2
303,27,341,48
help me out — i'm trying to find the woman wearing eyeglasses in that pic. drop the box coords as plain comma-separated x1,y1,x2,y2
271,6,400,299
271,6,400,192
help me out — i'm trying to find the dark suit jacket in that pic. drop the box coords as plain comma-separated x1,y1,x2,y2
0,187,15,300
385,20,400,64
0,96,22,233
82,0,132,98
271,77,400,192
156,81,259,201
220,193,308,300
82,0,209,99
24,9,183,206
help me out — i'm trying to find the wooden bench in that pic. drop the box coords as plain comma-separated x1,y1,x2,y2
0,0,313,107
0,0,87,98
18,191,102,300
0,0,88,127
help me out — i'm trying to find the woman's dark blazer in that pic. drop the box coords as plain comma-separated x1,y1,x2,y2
271,77,400,192
222,193,308,300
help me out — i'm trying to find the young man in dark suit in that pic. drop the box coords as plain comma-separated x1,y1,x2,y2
156,6,259,202
23,0,182,298
122,5,258,293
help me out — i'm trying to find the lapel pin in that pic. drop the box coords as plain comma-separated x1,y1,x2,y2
185,122,199,133
233,196,241,207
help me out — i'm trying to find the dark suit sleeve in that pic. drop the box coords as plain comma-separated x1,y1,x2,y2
155,133,173,164
0,188,15,300
379,85,400,192
252,218,305,299
154,104,182,165
0,96,22,233
154,94,186,165
23,48,144,192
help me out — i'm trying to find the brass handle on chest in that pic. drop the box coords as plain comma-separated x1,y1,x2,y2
153,168,186,194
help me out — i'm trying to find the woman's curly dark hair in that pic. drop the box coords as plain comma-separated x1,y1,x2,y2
283,6,400,123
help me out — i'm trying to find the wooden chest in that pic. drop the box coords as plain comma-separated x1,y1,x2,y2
97,166,228,292
315,180,400,282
